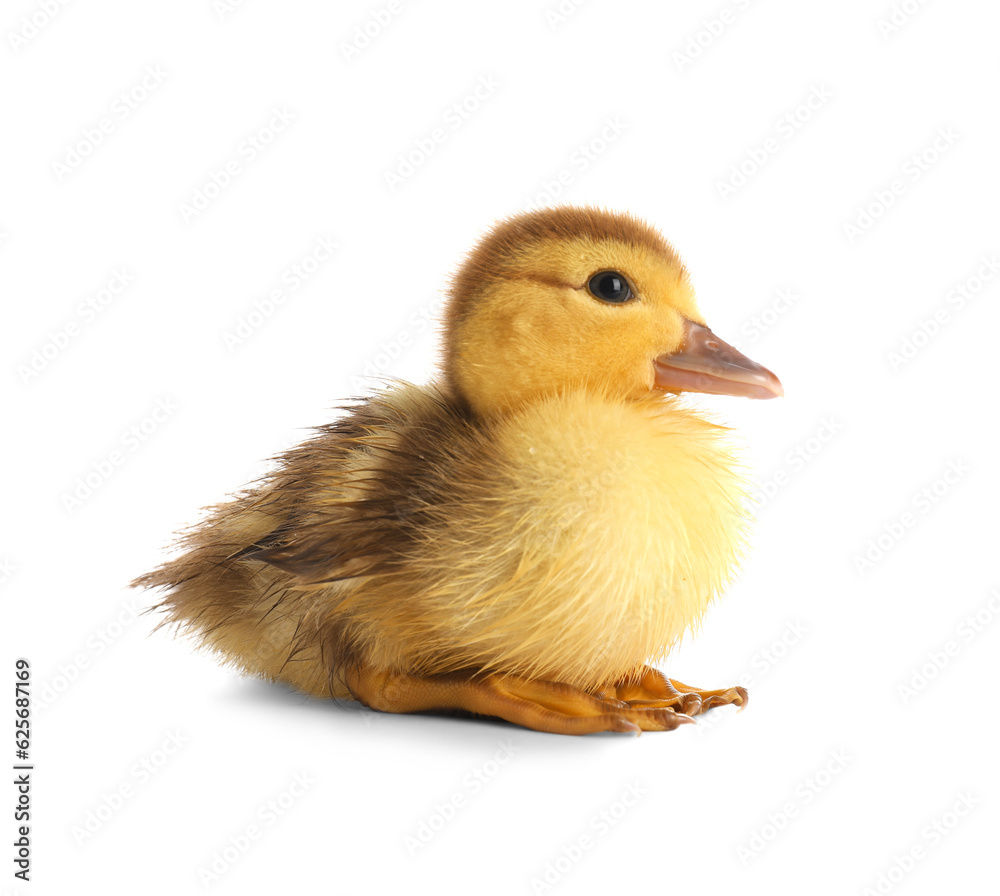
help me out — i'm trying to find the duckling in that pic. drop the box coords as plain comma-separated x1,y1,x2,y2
135,206,782,735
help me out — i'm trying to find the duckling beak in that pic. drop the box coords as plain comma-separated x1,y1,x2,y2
653,320,784,400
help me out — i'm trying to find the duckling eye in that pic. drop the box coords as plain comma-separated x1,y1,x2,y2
588,271,633,304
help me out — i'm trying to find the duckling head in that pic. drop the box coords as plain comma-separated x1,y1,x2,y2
443,206,783,418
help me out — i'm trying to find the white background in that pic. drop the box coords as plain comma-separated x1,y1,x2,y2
3,1,999,894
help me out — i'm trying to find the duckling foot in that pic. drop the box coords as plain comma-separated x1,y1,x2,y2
344,666,695,735
607,665,748,717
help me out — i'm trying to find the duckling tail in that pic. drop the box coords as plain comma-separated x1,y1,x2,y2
132,491,355,700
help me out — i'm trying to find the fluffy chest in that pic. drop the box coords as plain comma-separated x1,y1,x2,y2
375,390,750,687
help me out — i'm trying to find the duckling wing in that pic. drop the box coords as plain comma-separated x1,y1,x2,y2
133,382,469,697
236,385,475,584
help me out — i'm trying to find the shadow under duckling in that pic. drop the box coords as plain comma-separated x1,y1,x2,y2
135,206,782,735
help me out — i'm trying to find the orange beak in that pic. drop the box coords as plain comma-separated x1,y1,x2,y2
654,320,783,400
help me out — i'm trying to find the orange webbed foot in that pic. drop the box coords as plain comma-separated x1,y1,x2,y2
610,666,748,717
345,666,697,735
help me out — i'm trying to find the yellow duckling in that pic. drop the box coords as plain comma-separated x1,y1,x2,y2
136,206,782,735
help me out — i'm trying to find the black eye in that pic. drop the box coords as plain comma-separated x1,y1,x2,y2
588,271,633,303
